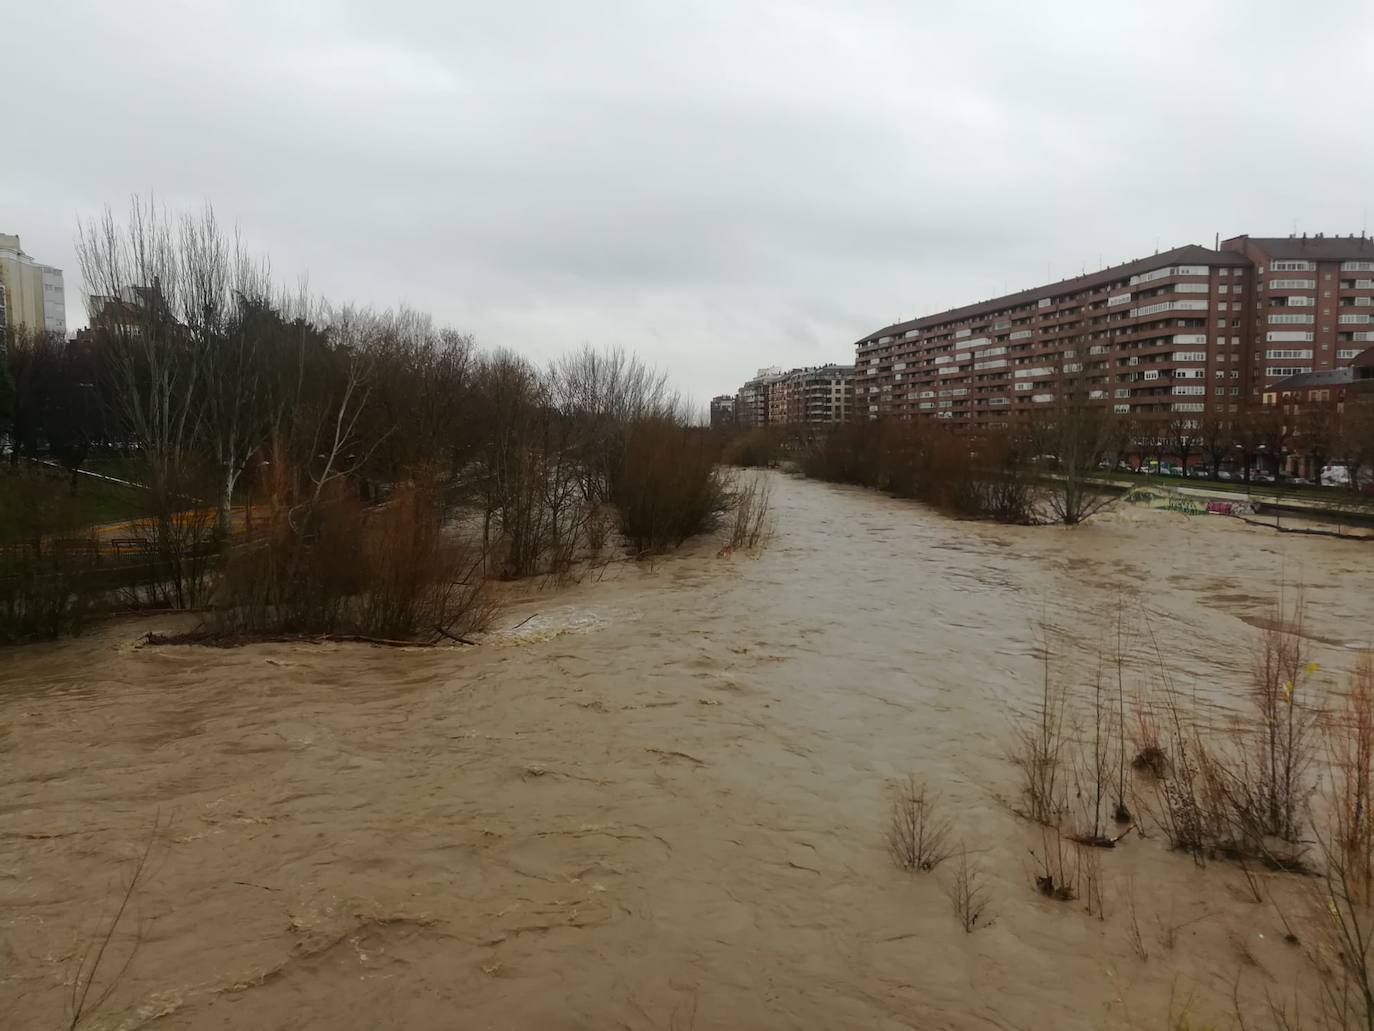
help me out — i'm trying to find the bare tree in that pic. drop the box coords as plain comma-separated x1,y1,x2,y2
1101,410,1138,474
472,350,549,576
1196,412,1234,480
289,306,381,517
546,344,675,505
1339,397,1374,496
1294,399,1338,483
1236,404,1286,483
179,207,283,537
1164,416,1200,479
885,774,953,872
358,309,477,491
77,199,214,607
1035,345,1116,524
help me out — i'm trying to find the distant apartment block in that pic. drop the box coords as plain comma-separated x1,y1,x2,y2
709,394,736,428
734,367,781,429
0,233,66,336
767,365,855,425
850,232,1374,429
729,364,854,428
853,245,1253,428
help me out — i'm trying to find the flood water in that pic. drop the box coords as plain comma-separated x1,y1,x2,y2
3,472,1372,1029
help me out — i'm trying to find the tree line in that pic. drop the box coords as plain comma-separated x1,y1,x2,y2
0,200,732,642
725,358,1374,526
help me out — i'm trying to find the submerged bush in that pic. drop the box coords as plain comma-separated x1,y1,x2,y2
611,418,726,553
723,426,786,468
799,421,885,486
0,470,100,642
800,421,1036,524
726,472,773,550
211,476,494,639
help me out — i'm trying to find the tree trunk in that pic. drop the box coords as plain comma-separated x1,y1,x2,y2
218,466,234,540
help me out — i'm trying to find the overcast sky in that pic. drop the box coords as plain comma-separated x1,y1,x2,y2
5,1,1374,407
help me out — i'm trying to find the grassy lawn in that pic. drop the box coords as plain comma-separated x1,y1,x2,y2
65,476,151,527
82,455,150,485
0,467,150,544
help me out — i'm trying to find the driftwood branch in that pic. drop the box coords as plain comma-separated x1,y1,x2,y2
432,625,478,646
141,630,434,649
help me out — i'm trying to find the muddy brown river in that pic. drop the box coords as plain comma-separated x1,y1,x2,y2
3,473,1372,1029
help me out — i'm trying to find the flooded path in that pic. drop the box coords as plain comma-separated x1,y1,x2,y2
3,472,1372,1029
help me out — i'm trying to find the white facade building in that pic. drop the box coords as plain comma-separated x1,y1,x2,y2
0,233,66,336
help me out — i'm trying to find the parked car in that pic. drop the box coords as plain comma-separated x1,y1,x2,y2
1321,464,1352,487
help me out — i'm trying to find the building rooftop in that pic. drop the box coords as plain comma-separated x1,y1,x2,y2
1270,368,1356,391
1225,234,1374,261
857,244,1249,345
1269,350,1374,394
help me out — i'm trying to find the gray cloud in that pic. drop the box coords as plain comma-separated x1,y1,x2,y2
5,0,1373,407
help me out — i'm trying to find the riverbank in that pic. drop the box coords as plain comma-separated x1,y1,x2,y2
2,473,1371,1029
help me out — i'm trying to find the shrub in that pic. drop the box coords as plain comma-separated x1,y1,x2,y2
946,846,991,932
611,419,726,553
1248,599,1319,842
211,474,494,639
0,469,100,642
727,473,773,550
799,421,885,486
885,774,953,872
1327,654,1374,905
723,426,785,468
1311,655,1374,1028
1143,603,1317,869
800,420,1038,524
1011,629,1069,825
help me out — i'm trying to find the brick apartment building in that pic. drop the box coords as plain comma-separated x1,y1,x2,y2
709,394,736,428
731,364,855,429
1221,234,1374,395
767,365,855,426
850,233,1374,430
1262,346,1374,477
733,367,780,429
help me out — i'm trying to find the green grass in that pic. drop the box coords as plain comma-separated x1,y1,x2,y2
0,467,150,544
66,477,150,527
1096,470,1366,503
82,455,151,485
